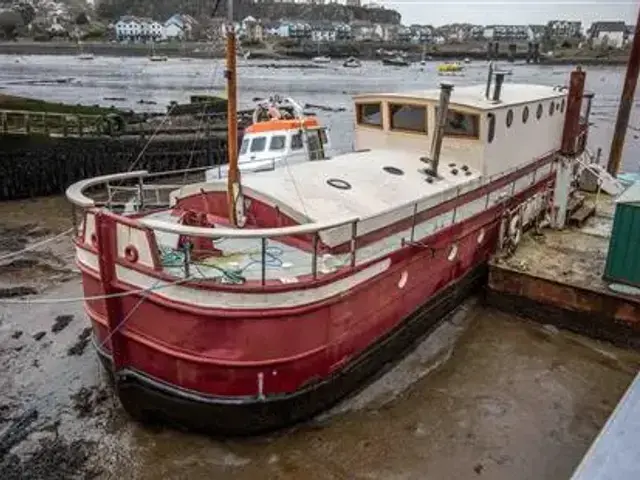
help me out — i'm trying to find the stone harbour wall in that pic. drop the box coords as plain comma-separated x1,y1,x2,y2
0,134,229,200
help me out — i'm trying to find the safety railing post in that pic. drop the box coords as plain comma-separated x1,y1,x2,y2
261,237,267,286
350,220,358,268
312,232,318,280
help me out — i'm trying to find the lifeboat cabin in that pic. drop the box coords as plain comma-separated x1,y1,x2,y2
205,97,331,182
67,69,592,435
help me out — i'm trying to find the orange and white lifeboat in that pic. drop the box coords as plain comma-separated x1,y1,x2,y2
206,96,331,181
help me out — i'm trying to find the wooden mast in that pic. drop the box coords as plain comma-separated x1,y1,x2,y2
225,0,239,226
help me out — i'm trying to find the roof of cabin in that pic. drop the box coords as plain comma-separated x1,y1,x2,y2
354,84,567,111
241,149,481,223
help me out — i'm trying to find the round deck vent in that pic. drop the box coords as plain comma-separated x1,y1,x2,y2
451,169,459,175
426,177,434,184
327,178,352,190
383,166,404,175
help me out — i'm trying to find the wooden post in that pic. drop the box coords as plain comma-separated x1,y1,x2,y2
77,115,84,136
225,0,239,226
43,113,49,135
62,115,68,137
608,4,640,176
561,67,586,156
94,212,127,373
24,113,30,134
1,111,8,134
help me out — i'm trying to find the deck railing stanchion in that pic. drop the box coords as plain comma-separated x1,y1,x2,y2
350,220,358,268
106,182,112,209
183,243,191,278
410,203,418,242
261,237,267,286
312,232,319,280
137,176,145,211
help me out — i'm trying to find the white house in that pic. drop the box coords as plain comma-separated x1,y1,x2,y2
164,14,198,41
115,16,143,42
590,21,627,48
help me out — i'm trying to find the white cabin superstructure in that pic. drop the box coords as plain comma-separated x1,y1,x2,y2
353,84,568,178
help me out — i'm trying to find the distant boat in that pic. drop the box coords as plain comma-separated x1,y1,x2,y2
77,43,94,61
438,62,464,73
312,55,331,64
382,56,410,67
149,43,168,62
343,56,361,68
464,58,471,64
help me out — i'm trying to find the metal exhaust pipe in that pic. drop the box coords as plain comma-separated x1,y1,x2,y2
485,61,494,99
493,72,505,102
429,82,454,177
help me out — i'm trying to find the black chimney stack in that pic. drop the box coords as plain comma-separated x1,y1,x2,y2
493,72,505,102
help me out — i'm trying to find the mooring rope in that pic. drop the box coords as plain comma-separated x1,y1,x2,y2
0,228,74,263
0,276,193,305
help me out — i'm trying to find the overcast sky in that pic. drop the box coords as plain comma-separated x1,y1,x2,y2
381,1,638,27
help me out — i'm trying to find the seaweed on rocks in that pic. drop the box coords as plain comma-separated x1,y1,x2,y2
67,328,92,357
51,315,74,334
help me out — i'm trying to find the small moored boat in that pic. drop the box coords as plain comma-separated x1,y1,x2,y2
343,56,362,68
382,56,410,67
438,62,464,73
312,55,331,64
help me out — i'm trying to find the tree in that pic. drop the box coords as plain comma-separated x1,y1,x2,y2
75,12,90,25
0,11,22,40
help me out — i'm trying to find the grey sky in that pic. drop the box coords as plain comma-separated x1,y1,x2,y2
381,1,638,27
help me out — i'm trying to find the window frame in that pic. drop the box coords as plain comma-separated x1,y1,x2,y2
269,135,286,151
355,101,383,128
388,102,428,134
436,107,481,139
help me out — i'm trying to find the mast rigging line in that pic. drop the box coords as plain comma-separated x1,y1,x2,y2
0,228,74,263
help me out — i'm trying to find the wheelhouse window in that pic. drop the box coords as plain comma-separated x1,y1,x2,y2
250,136,266,152
356,102,382,127
291,133,304,150
389,103,427,133
437,109,480,138
269,135,286,151
240,138,249,155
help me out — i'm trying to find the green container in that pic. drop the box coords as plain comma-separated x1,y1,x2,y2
604,182,640,287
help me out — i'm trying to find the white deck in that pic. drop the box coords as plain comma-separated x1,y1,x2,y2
242,148,481,225
355,84,567,111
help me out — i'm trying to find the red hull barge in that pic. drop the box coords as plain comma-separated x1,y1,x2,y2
67,68,593,435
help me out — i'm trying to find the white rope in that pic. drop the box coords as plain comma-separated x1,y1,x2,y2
0,228,74,263
0,276,193,305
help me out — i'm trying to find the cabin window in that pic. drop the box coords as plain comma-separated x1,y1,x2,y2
506,110,514,128
319,128,328,144
536,104,543,120
522,106,529,124
549,102,555,116
269,135,286,151
389,103,427,133
250,136,266,153
240,138,249,155
438,109,479,138
487,113,496,143
291,133,304,150
356,102,382,127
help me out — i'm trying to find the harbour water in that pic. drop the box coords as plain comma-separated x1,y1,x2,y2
0,55,639,479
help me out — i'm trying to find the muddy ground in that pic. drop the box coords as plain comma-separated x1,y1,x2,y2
0,198,639,479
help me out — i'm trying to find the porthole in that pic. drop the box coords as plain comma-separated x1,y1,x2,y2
506,109,514,128
522,106,529,124
327,178,351,190
487,113,496,143
549,102,555,116
560,99,565,113
536,104,543,120
383,166,404,175
448,243,458,262
477,228,485,244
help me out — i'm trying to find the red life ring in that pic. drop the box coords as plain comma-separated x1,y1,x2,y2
124,245,139,263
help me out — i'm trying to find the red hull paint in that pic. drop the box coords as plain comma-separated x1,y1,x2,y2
79,173,551,399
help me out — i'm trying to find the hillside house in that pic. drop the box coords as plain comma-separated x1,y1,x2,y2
546,20,582,39
589,21,627,48
241,16,263,42
164,14,198,41
351,20,374,41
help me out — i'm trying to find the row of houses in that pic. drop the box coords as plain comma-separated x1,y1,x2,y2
113,14,635,48
115,14,198,42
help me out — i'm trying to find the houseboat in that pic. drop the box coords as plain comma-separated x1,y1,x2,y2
66,17,593,435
